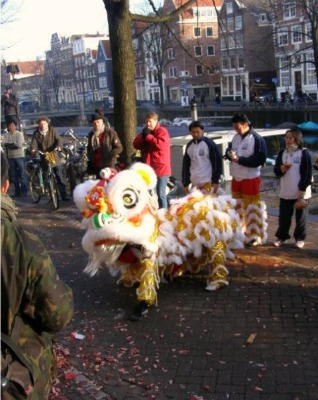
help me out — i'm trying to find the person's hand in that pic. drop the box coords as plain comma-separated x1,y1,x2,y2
297,191,304,200
229,150,239,163
212,183,219,193
142,127,152,138
281,164,290,173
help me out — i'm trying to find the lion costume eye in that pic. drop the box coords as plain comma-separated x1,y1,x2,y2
122,189,138,208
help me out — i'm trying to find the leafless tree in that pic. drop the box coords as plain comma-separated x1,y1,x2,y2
102,0,198,164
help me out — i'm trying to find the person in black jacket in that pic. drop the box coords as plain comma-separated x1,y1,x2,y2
87,111,123,178
182,120,222,194
1,85,19,126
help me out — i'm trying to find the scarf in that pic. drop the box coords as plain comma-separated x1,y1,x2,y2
286,144,298,153
92,124,105,151
39,129,48,136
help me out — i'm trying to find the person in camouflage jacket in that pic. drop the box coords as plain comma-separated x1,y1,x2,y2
1,152,74,399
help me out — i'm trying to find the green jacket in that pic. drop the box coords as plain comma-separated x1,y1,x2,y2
1,193,74,399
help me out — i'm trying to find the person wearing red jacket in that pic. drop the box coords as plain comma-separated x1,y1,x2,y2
133,112,171,208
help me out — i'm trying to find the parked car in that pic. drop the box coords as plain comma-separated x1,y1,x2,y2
173,117,192,127
159,119,173,127
136,100,156,110
265,155,277,166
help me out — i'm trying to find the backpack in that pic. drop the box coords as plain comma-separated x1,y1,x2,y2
1,316,34,399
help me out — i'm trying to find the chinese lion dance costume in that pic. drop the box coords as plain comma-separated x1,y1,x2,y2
73,163,245,320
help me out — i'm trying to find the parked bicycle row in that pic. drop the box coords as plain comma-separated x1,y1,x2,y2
241,96,309,110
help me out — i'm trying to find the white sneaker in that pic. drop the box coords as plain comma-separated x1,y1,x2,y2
274,239,287,247
295,241,305,249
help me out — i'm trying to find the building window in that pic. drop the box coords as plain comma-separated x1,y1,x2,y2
196,65,203,75
230,57,236,69
306,53,316,85
238,57,244,68
148,71,153,84
228,36,235,49
280,57,291,87
167,48,175,59
283,1,296,19
226,2,233,14
305,23,312,42
227,17,234,31
278,28,288,46
236,34,244,48
235,15,242,30
207,45,215,56
292,26,302,44
169,67,177,78
194,46,202,57
235,76,242,93
206,27,213,37
259,13,267,22
99,76,107,88
194,27,201,37
222,58,229,70
98,63,106,73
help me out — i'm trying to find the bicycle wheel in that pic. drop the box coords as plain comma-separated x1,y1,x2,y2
29,168,42,203
68,164,77,193
284,102,292,110
48,173,59,210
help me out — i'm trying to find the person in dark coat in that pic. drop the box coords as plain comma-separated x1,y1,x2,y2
1,85,19,126
1,151,74,399
86,111,123,178
30,116,70,200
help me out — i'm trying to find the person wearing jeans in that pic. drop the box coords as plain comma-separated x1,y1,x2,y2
133,112,171,209
2,120,28,197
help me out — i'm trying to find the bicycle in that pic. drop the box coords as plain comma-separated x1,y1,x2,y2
27,150,60,210
293,96,307,110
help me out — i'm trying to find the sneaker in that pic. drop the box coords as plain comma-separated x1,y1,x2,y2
129,301,148,322
274,239,288,247
245,238,262,247
295,241,305,249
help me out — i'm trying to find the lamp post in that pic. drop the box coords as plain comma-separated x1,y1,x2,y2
190,99,198,120
5,64,20,129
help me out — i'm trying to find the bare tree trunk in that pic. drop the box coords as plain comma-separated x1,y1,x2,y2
103,0,137,164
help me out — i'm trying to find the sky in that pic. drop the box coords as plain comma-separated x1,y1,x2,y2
1,0,161,62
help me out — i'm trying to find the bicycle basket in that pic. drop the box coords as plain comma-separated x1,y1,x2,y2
45,152,56,166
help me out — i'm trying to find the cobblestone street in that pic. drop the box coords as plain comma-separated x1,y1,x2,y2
13,193,318,400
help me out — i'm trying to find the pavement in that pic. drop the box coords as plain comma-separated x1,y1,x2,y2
11,189,318,400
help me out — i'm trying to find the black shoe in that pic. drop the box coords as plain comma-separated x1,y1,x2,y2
12,193,20,198
129,301,148,322
61,195,70,201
